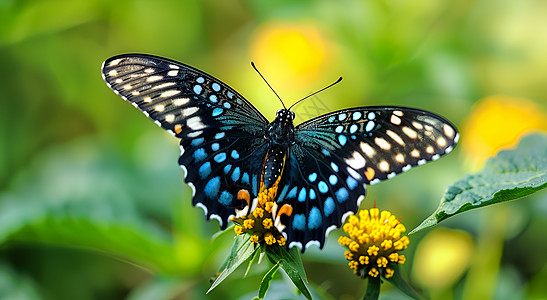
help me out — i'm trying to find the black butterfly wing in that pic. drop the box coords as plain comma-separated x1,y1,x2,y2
279,106,458,250
102,54,269,228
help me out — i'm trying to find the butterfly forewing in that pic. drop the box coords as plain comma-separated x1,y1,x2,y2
102,54,269,228
296,106,458,183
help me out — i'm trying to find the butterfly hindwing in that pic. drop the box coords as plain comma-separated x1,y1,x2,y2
102,54,269,228
275,143,366,250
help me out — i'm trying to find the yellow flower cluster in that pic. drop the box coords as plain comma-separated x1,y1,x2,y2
232,187,287,247
338,208,409,279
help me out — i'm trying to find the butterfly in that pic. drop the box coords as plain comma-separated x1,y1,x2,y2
102,54,459,251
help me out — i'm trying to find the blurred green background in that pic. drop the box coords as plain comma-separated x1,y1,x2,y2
1,0,546,299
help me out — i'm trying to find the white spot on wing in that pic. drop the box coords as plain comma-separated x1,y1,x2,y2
196,202,208,215
378,160,389,172
390,115,401,125
165,114,175,123
182,107,199,116
305,240,320,250
325,225,338,238
375,137,391,150
167,70,178,76
443,124,455,138
360,142,375,157
210,214,223,227
173,98,190,106
288,242,303,251
341,211,354,223
109,59,122,66
108,70,118,76
345,151,366,169
160,90,181,97
386,130,404,145
147,75,163,82
393,110,403,116
402,126,417,139
153,82,176,90
412,121,423,129
187,116,205,130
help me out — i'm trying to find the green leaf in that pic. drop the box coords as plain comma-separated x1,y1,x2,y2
266,246,312,300
383,265,421,300
411,133,547,234
208,235,258,293
258,262,281,299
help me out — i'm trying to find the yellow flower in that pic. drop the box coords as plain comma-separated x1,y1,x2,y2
231,182,289,248
339,208,409,279
250,22,331,86
462,95,547,169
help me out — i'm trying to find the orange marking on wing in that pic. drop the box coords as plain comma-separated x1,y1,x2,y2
237,189,251,207
174,124,183,134
365,167,376,181
277,204,293,218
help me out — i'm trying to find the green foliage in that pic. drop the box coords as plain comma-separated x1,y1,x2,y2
211,237,312,299
2,0,547,299
412,133,547,234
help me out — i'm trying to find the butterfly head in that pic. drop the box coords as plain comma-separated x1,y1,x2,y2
265,109,295,146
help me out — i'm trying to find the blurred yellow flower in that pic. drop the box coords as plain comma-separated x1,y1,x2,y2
461,95,547,169
250,21,330,86
338,208,409,279
412,228,474,290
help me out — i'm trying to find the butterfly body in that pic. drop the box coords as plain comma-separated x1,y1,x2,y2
102,54,459,251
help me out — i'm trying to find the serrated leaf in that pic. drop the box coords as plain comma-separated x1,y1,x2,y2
411,133,547,234
208,235,258,293
258,262,281,299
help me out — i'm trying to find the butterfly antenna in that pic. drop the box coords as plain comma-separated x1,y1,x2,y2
251,62,286,109
288,77,342,111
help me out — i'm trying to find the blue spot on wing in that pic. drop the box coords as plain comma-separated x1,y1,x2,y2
193,148,207,162
338,135,347,146
212,108,223,117
223,164,232,174
199,162,211,179
214,153,226,163
309,189,316,200
191,137,204,147
298,188,307,202
318,181,328,193
231,167,240,182
219,191,233,205
308,207,322,229
329,174,338,185
293,214,306,231
324,197,335,216
346,177,358,190
308,173,317,182
204,177,221,199
242,172,250,185
287,187,297,199
335,187,349,202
